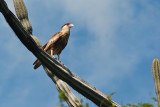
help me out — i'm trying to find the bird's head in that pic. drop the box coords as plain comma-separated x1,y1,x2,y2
61,23,74,30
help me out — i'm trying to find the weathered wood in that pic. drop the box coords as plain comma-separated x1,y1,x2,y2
44,66,82,107
152,58,160,105
0,0,121,106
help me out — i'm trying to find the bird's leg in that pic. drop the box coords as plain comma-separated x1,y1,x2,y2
57,54,64,65
58,54,60,61
51,49,53,56
50,49,56,59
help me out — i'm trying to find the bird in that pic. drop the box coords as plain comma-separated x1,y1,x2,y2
33,23,74,69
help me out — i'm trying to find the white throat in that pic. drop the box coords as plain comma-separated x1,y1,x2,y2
61,26,70,34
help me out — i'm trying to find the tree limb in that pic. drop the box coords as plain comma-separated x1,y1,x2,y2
0,0,121,106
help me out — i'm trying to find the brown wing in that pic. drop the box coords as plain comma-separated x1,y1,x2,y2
42,43,47,49
33,32,63,67
43,32,63,52
53,33,69,54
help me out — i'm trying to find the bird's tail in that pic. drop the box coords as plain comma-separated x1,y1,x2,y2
33,59,42,69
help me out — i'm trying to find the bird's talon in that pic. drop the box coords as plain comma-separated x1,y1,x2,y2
57,60,64,65
51,55,57,60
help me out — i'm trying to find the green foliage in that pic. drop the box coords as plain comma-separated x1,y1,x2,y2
58,91,88,107
122,97,159,107
59,91,68,101
58,91,159,107
151,97,158,102
107,92,116,107
122,103,154,107
58,91,68,107
99,92,116,107
85,103,89,107
79,98,89,107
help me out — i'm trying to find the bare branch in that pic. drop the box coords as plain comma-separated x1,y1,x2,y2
44,66,82,107
0,0,121,106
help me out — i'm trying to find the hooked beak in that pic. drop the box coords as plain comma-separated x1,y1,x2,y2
69,24,74,28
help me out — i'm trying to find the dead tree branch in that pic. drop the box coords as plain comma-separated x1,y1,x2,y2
0,0,121,106
44,66,82,107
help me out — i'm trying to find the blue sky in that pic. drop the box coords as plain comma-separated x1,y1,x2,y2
0,0,160,106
